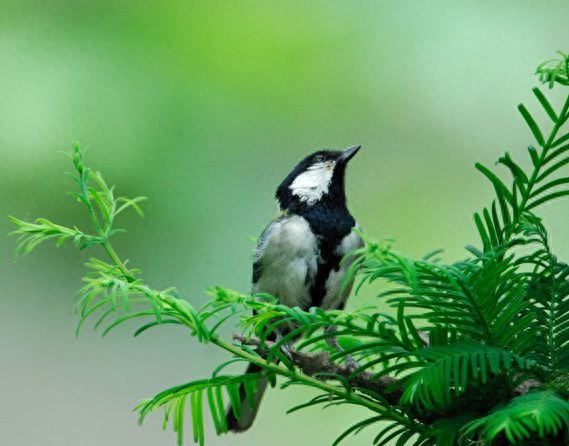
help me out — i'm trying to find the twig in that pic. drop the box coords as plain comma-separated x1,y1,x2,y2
232,334,400,403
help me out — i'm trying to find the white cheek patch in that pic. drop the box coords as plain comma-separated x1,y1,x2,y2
289,162,335,205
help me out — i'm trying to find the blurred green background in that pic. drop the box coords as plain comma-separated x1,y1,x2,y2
2,1,569,445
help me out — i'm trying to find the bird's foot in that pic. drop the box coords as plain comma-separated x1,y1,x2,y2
324,327,360,371
344,355,359,371
275,332,294,363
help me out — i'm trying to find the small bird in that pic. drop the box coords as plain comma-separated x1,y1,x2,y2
226,145,363,432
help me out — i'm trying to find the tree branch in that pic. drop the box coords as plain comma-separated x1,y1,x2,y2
232,334,401,404
233,334,542,412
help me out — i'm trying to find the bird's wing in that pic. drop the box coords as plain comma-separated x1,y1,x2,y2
251,218,278,285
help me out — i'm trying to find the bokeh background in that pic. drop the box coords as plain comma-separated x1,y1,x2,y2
2,2,569,445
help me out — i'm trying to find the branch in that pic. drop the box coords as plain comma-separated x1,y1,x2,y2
232,334,401,404
233,334,543,414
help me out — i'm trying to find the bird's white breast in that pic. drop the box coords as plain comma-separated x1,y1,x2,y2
253,215,319,308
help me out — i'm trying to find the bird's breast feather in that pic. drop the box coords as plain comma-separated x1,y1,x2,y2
252,215,319,307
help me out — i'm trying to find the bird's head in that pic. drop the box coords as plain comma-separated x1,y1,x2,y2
276,145,361,211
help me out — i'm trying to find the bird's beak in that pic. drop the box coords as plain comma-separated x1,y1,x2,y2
338,145,361,164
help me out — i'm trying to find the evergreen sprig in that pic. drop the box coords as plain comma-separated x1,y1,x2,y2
9,51,569,445
9,146,403,445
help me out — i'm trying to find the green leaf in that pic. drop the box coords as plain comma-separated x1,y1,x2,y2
133,319,184,337
537,52,569,88
375,425,414,446
287,394,334,414
400,343,537,411
463,391,569,444
544,144,569,167
116,196,147,217
491,201,504,245
331,416,382,446
518,103,545,146
101,310,157,336
531,177,569,198
527,190,569,211
526,146,540,168
475,163,514,205
206,387,222,435
552,132,569,148
498,152,528,195
191,390,204,445
474,212,491,252
138,375,270,445
483,207,499,248
536,156,569,182
496,192,512,237
533,87,558,122
512,179,519,220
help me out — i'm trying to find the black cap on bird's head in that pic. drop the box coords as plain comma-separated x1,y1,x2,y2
276,145,361,211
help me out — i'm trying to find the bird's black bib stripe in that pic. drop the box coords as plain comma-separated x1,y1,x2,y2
300,202,355,309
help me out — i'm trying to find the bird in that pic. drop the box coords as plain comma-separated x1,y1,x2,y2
226,145,363,432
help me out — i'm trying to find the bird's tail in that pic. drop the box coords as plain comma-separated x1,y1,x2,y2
225,363,269,432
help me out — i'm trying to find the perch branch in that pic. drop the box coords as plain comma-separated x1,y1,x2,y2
232,334,401,404
232,334,543,414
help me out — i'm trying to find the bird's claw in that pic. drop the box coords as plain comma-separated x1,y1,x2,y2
275,332,294,362
345,355,360,371
324,327,360,370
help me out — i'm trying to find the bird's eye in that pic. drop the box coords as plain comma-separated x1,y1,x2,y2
314,154,325,163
